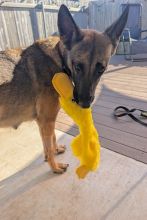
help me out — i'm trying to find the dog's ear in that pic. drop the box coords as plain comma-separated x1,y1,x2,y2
104,5,129,53
58,4,83,50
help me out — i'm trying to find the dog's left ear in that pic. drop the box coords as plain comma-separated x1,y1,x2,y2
58,4,83,50
104,5,129,53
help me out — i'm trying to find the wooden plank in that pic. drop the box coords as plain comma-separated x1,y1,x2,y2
56,113,147,153
96,86,147,100
102,81,147,93
103,77,147,87
89,0,147,33
0,5,87,50
95,88,147,101
0,2,82,12
94,95,147,110
92,99,142,111
100,137,147,164
55,121,78,136
58,109,147,138
102,79,147,91
55,122,147,164
105,74,147,80
104,72,147,79
105,70,147,77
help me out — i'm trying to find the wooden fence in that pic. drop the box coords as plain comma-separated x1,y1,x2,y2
0,2,88,50
89,0,147,33
0,0,147,50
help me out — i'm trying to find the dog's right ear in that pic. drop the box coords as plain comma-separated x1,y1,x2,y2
58,4,83,50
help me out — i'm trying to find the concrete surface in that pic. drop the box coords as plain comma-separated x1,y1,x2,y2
0,122,147,220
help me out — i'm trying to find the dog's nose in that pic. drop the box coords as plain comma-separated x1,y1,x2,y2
78,101,91,108
78,96,93,108
73,87,95,108
75,95,94,108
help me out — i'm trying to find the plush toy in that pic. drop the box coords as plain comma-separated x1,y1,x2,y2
52,73,101,178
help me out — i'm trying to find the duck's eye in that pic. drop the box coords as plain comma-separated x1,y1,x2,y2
96,62,105,74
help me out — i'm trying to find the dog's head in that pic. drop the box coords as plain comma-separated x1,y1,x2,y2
58,5,129,108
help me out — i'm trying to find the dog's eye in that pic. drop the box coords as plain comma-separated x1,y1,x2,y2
96,62,105,74
74,64,82,73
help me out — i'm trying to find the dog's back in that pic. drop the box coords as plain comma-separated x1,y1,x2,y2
0,37,61,128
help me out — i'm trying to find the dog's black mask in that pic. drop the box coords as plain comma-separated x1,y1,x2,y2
73,87,94,108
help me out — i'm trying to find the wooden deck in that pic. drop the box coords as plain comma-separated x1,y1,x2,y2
56,55,147,163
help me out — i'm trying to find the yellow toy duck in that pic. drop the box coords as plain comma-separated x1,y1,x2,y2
52,72,101,179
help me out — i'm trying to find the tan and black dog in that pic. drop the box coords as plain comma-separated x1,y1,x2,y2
0,5,129,173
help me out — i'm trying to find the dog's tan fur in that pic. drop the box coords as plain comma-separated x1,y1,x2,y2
0,36,69,173
0,5,129,174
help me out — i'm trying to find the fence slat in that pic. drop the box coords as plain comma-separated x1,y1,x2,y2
0,3,88,50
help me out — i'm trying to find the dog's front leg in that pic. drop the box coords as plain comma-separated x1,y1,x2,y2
36,89,68,173
37,120,68,173
53,132,66,155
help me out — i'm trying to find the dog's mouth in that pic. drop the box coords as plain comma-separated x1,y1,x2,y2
78,102,92,109
72,98,91,108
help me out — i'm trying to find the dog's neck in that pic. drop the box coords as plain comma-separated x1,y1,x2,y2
57,41,72,77
36,37,71,77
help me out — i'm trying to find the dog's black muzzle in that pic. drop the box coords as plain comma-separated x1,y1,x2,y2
73,87,94,108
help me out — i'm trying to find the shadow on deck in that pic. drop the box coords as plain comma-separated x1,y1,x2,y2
56,55,147,163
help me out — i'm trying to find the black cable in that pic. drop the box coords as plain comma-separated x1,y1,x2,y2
114,106,147,127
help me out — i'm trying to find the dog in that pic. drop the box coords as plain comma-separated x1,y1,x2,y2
0,5,129,174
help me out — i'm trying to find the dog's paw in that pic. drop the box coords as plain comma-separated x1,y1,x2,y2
53,163,69,174
55,145,66,155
